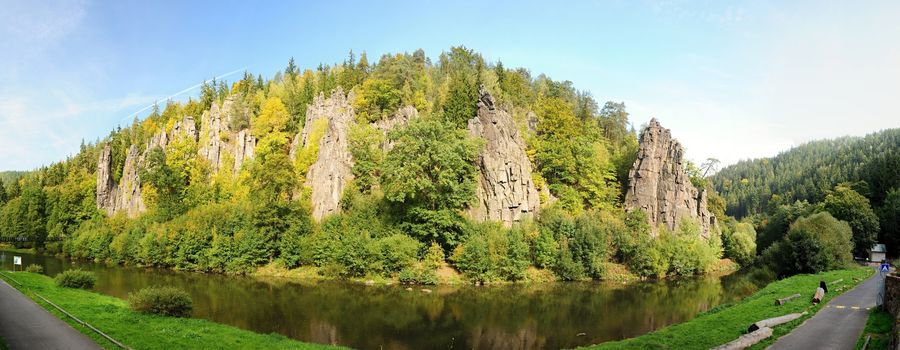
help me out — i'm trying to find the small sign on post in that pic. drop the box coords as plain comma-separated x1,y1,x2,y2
881,263,890,273
13,256,22,271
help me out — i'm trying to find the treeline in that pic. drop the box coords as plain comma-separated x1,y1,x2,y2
0,47,739,283
713,129,900,261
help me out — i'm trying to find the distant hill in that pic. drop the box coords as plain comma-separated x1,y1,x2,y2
712,128,900,218
0,171,28,184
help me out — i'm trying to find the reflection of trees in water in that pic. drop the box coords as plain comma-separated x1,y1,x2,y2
3,250,771,350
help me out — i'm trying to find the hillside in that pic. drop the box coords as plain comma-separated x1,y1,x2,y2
0,47,729,282
712,129,900,218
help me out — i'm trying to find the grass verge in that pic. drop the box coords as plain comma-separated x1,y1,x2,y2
579,267,873,350
0,271,344,350
854,308,892,350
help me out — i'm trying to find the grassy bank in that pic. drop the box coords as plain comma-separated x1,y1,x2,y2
854,308,892,350
0,272,343,350
580,267,872,350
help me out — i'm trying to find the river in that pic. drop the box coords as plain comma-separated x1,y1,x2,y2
0,249,771,349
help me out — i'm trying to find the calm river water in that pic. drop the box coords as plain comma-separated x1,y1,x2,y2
0,249,771,349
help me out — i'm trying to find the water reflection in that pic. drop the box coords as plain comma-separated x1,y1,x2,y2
1,250,770,349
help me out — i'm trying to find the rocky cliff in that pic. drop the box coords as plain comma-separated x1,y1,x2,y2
96,116,200,218
624,119,716,238
373,105,418,151
296,88,356,220
198,97,256,174
466,87,540,226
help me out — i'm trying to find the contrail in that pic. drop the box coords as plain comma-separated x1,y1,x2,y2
121,67,247,122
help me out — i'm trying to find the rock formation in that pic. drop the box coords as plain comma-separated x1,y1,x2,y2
198,97,256,174
296,88,356,220
624,118,717,238
96,116,199,218
466,87,540,226
96,144,145,217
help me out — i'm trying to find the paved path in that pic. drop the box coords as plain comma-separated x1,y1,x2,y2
0,276,101,350
768,267,884,350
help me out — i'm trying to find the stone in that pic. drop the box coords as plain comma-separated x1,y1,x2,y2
96,116,199,218
198,97,255,174
624,119,717,238
466,86,540,226
296,88,356,220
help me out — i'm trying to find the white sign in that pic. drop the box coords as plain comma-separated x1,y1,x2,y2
13,256,21,266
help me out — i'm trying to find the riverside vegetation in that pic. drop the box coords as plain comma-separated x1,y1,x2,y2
0,47,744,283
0,47,892,284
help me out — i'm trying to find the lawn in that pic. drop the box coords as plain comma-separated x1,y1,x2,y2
0,271,344,350
854,308,892,350
580,267,873,350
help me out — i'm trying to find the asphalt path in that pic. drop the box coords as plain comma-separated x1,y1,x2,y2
0,276,101,350
768,267,883,350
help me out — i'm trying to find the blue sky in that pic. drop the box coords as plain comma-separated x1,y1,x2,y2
2,0,899,170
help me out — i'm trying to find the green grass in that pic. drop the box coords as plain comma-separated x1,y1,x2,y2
853,308,892,350
579,267,873,350
0,272,344,350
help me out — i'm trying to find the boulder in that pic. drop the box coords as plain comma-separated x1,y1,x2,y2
624,119,717,238
466,87,540,226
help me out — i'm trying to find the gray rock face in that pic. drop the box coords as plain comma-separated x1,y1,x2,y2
466,88,540,226
198,97,255,174
624,119,717,238
96,144,145,217
96,116,199,218
297,88,356,220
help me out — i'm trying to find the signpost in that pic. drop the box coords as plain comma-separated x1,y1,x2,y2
13,256,22,271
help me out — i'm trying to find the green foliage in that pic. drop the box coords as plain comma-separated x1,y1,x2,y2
347,123,384,194
140,148,186,221
713,128,900,219
453,234,493,284
823,184,880,257
382,117,481,248
55,269,96,289
499,229,530,281
532,228,559,269
722,222,757,266
354,78,402,122
0,185,47,247
763,212,853,276
25,264,43,273
627,220,720,278
879,188,900,255
372,234,421,274
128,286,193,317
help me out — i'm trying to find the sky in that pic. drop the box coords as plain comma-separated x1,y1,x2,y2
2,0,899,171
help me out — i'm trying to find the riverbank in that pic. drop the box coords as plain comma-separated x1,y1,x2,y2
0,271,343,350
580,267,873,350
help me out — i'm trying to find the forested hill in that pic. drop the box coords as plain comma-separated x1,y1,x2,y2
712,128,900,218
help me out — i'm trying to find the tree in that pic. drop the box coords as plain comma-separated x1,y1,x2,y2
285,57,299,78
140,148,186,221
252,96,290,139
382,117,481,247
878,188,900,255
353,78,401,122
764,212,853,276
0,178,6,206
723,222,757,266
823,184,880,257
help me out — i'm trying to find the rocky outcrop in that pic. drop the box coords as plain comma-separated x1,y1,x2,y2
198,97,255,174
466,87,540,226
624,119,717,238
297,88,356,220
96,144,145,217
96,116,198,218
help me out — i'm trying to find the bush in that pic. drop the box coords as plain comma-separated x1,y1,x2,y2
453,235,493,284
25,264,43,273
373,234,422,274
128,286,193,317
723,222,757,266
499,229,529,281
398,264,438,285
764,212,853,276
54,269,96,289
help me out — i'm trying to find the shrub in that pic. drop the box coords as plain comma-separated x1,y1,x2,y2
54,269,96,289
532,229,558,269
373,234,422,274
453,235,493,284
764,212,853,276
723,222,757,266
398,264,438,285
553,237,585,281
25,264,44,273
499,229,529,281
128,286,193,317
